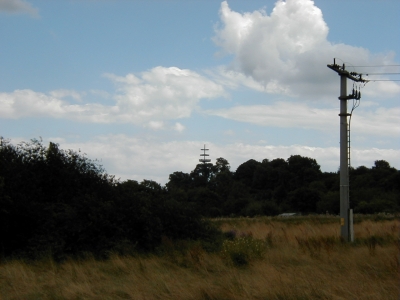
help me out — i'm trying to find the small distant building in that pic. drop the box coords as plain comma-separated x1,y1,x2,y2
278,213,298,217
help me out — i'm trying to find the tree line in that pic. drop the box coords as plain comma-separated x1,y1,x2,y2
1,138,398,260
167,155,399,217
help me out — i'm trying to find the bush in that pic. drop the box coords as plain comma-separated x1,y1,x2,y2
0,138,222,260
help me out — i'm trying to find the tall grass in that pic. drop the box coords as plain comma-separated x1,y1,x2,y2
1,216,398,299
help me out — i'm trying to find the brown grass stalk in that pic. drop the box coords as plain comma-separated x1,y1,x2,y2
0,217,398,299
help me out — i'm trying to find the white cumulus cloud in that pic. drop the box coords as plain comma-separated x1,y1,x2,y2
213,0,400,99
105,66,226,126
0,67,226,128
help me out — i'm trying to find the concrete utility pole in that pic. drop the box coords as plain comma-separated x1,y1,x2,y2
327,59,365,242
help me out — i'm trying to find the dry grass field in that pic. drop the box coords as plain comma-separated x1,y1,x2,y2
0,216,399,300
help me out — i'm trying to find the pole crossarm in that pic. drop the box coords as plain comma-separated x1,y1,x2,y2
327,62,367,83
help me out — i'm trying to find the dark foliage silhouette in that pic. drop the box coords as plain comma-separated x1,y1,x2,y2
1,137,398,260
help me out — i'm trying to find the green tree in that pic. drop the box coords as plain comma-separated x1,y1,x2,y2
373,160,391,169
316,191,339,214
234,159,261,186
166,171,191,191
252,165,273,190
213,157,231,173
288,187,321,213
188,187,221,217
269,158,287,169
0,138,222,259
287,155,321,188
190,163,214,187
210,169,233,201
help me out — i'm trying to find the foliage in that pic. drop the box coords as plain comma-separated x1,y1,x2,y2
1,218,398,300
165,153,398,217
0,138,219,260
0,138,116,259
221,235,268,267
1,136,398,261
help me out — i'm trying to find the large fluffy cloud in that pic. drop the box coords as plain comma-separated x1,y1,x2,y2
213,0,399,99
105,66,226,125
0,67,225,129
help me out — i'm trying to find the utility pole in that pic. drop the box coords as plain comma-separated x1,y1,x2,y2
327,59,365,242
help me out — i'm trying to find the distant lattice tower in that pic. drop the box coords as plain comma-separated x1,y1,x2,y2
199,144,211,163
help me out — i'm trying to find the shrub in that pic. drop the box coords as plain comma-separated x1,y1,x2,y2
0,138,222,260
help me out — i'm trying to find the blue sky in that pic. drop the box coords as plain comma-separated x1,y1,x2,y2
1,0,399,184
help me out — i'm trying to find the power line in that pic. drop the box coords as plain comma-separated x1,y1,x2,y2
366,79,400,81
364,73,400,75
351,65,400,67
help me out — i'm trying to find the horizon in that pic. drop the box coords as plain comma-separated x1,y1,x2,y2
1,0,399,184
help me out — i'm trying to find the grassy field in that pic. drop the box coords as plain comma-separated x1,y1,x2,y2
0,215,399,300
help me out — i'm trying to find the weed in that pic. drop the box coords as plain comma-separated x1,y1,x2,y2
221,236,268,267
223,230,236,240
265,231,274,248
295,235,341,257
0,217,398,300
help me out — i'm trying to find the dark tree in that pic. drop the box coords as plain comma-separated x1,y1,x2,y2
190,163,214,187
166,171,191,191
288,187,321,213
0,138,221,259
373,160,391,169
234,159,261,186
287,155,321,188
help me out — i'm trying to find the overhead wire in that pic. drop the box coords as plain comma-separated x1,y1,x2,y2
345,63,400,80
331,57,400,82
351,65,400,67
366,79,400,81
363,73,400,75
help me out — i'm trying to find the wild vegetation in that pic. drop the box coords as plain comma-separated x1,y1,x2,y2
0,216,398,299
0,138,220,260
0,138,399,298
0,138,399,261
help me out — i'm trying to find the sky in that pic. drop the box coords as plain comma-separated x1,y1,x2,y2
1,0,399,185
